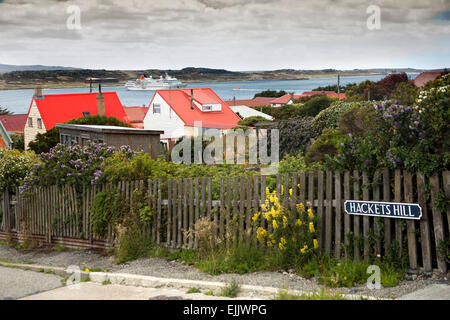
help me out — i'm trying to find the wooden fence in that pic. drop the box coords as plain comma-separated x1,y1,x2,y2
1,169,449,273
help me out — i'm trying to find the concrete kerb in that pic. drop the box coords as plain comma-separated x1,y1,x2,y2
0,261,378,300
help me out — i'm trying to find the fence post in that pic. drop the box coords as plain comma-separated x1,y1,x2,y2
404,171,418,270
430,173,447,273
2,190,10,232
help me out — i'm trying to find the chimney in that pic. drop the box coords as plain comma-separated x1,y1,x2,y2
96,92,106,116
290,92,294,101
233,96,236,106
190,88,194,110
34,87,43,98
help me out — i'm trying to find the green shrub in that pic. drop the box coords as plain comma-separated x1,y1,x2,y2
338,103,377,137
237,116,271,127
296,95,336,117
0,150,37,193
219,280,241,298
305,129,346,164
312,100,374,136
91,190,128,238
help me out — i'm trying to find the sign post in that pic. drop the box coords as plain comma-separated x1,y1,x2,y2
344,200,422,220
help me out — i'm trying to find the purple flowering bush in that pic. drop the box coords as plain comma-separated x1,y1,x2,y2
24,142,135,190
325,92,449,174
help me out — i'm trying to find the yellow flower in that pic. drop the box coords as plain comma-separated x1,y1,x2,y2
280,237,287,245
270,195,274,203
281,185,284,195
278,242,286,251
295,219,303,227
297,184,300,189
307,208,314,219
313,239,319,249
289,188,293,196
82,262,86,265
282,215,288,227
252,211,261,222
85,268,90,273
300,245,308,254
265,187,270,196
261,204,267,211
267,241,273,247
272,220,278,229
296,203,305,213
309,222,315,233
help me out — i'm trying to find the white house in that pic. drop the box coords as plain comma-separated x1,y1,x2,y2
143,88,241,141
230,105,273,121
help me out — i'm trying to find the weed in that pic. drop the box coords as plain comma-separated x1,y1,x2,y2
53,244,67,252
204,290,214,296
102,279,112,285
81,276,91,282
186,287,201,294
274,289,344,300
37,268,44,273
219,280,241,298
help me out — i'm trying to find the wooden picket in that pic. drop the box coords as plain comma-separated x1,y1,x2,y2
1,170,449,273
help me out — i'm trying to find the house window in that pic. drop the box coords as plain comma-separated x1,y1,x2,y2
154,104,161,114
37,119,42,129
28,118,33,127
203,105,212,112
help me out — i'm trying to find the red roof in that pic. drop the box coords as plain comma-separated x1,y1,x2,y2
124,106,149,122
300,91,346,99
413,72,443,87
28,92,129,130
224,97,275,107
0,114,27,133
271,91,345,106
151,88,241,129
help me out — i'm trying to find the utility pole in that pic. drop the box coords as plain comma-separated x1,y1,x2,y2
337,73,341,97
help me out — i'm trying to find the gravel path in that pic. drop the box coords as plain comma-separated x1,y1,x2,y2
0,266,62,300
0,244,448,299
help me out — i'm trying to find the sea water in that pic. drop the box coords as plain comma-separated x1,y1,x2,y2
0,74,417,114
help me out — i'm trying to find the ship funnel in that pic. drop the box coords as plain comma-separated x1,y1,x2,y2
190,89,194,110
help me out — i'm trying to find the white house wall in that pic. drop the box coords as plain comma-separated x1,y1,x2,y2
143,93,185,139
24,99,47,150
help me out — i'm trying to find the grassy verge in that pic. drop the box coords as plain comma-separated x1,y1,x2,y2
274,289,345,300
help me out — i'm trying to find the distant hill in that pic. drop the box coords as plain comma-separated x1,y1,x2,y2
0,66,439,90
0,64,81,74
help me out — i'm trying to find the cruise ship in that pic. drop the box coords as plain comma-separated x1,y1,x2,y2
125,73,186,91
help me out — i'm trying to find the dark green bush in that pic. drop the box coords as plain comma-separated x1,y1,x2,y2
297,95,336,117
305,129,346,164
237,116,271,127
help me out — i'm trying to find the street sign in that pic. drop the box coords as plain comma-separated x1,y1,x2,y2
344,200,422,220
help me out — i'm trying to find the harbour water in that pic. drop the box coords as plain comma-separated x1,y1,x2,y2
0,74,417,114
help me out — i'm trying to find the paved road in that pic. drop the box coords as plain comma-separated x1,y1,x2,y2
20,282,249,300
398,284,450,300
0,266,62,300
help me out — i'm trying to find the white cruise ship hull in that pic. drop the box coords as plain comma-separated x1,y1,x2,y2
126,84,187,91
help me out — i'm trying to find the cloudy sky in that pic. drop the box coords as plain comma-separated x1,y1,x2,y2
0,0,449,70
